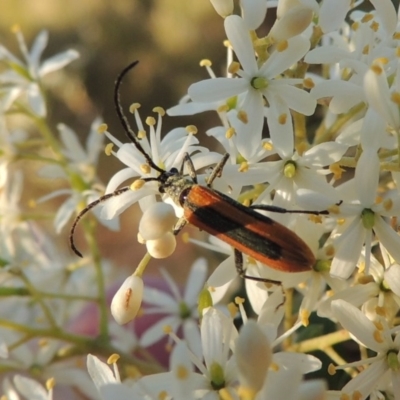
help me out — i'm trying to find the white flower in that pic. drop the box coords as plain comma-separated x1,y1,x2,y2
37,118,116,233
189,15,316,159
0,28,79,116
331,299,400,400
329,150,400,279
100,107,220,221
139,259,207,356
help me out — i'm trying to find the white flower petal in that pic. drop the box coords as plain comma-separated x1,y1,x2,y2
331,299,385,352
331,218,365,279
384,264,400,297
139,316,180,347
374,217,400,265
189,77,249,102
319,0,351,34
370,0,397,36
354,150,379,206
261,35,310,78
224,15,258,75
183,258,208,305
241,0,268,30
87,354,116,390
39,49,79,76
13,376,48,400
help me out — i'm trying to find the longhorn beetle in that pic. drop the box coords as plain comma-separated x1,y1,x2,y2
70,61,331,283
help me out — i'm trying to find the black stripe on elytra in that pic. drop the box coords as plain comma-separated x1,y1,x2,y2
185,193,282,261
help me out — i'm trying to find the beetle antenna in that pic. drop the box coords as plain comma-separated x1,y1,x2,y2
70,176,161,257
114,61,164,174
70,187,131,257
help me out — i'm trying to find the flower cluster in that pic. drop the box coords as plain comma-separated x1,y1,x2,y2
3,0,400,399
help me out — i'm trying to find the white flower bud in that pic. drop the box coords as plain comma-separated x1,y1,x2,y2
139,202,176,241
146,232,176,259
270,5,313,41
236,320,272,394
111,275,143,325
210,0,234,17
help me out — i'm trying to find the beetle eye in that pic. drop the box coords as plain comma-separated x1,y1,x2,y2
159,186,165,194
169,167,178,174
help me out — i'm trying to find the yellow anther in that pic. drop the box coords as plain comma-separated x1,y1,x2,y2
276,40,288,52
146,116,156,126
137,130,146,139
373,329,384,343
269,362,279,371
46,377,56,390
352,21,360,31
163,325,173,334
223,39,231,48
238,161,249,172
140,164,151,174
129,103,141,113
228,61,240,74
237,110,248,124
361,13,374,23
375,306,386,317
352,390,362,400
97,123,108,133
330,163,345,180
362,45,370,55
105,143,114,156
357,275,374,284
278,113,287,125
181,232,190,243
303,77,315,89
235,296,245,305
107,353,120,364
300,309,310,326
186,125,198,134
383,198,393,211
153,106,165,116
394,32,400,40
225,127,235,139
200,59,212,67
373,320,384,331
227,302,239,318
370,21,379,32
175,364,189,380
391,92,400,105
217,104,229,113
370,64,383,75
396,47,400,58
262,141,273,151
324,244,335,258
131,179,145,190
328,363,336,375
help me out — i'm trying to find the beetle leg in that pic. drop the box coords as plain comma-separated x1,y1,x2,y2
181,153,198,184
250,204,329,215
234,249,281,285
173,217,188,235
207,153,230,187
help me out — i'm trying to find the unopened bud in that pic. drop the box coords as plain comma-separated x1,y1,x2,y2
111,275,144,324
146,232,176,258
139,203,176,240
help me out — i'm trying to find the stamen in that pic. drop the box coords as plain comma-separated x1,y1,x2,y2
129,103,141,113
97,123,108,133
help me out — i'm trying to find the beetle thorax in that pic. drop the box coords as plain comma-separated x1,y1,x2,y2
160,174,193,207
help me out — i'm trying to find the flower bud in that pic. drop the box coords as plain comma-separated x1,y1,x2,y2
209,0,234,17
111,275,144,325
146,232,176,259
270,5,313,42
139,202,176,240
